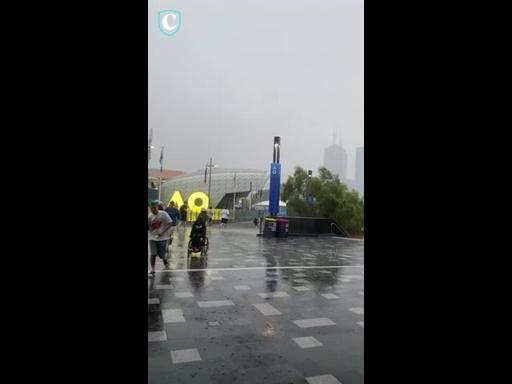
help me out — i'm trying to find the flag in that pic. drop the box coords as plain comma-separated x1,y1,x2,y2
159,146,164,173
204,163,208,184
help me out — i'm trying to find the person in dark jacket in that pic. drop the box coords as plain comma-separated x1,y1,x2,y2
190,209,207,248
179,202,188,228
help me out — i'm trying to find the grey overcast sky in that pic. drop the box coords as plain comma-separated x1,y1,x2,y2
149,0,363,179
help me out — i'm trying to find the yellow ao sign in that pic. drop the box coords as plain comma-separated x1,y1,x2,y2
167,191,209,212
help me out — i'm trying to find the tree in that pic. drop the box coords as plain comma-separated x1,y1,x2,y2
281,166,364,236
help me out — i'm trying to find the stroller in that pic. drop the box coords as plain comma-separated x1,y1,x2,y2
188,218,208,257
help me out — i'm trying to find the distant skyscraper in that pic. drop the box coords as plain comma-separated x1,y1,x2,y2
355,146,364,196
323,131,347,182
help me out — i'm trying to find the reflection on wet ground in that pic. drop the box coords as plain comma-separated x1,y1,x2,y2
149,222,364,384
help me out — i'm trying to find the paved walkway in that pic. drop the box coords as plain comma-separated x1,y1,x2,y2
148,222,364,384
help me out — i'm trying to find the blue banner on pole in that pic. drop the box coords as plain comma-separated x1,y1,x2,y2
269,162,281,215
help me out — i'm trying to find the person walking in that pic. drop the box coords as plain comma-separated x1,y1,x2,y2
207,206,214,226
220,208,229,228
179,202,188,228
148,200,172,277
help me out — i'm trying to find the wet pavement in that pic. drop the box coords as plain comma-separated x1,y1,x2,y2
148,222,364,384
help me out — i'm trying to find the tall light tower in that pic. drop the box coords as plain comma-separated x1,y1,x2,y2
268,136,281,217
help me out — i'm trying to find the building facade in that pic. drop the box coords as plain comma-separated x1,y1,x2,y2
323,140,348,182
160,168,268,211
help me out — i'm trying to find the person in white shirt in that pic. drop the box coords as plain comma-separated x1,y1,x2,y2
148,200,173,277
220,208,229,227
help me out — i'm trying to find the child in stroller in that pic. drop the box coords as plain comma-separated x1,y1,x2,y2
188,209,209,257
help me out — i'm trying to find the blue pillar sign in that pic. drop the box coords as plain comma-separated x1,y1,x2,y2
269,162,281,215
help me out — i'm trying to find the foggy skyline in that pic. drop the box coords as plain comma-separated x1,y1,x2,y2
149,0,364,179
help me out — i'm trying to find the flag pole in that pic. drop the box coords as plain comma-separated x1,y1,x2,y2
158,174,162,201
158,146,164,202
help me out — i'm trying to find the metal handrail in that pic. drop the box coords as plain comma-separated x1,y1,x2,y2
330,222,344,237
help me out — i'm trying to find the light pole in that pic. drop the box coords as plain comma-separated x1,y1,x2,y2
233,173,237,221
307,170,313,217
207,157,213,207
